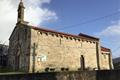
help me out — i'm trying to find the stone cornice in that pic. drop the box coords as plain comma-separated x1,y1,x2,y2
26,24,99,42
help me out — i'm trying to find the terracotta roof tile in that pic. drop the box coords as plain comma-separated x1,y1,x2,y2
27,25,99,41
79,33,99,40
31,26,80,38
101,46,111,52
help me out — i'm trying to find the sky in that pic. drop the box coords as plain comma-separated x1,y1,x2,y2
0,0,120,58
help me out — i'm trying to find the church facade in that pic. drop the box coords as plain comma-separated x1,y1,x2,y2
8,1,113,72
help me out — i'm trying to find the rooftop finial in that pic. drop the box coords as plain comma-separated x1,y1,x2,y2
17,0,29,25
17,0,24,24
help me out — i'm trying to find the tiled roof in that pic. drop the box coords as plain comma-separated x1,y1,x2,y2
101,46,111,52
28,25,99,41
31,26,80,38
79,33,99,40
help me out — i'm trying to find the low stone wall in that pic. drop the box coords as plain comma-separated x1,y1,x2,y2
96,70,120,80
0,70,120,80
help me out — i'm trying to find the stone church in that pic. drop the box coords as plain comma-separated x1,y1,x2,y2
8,1,113,72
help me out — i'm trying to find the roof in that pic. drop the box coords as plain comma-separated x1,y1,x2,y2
31,26,80,38
9,23,99,41
101,46,111,52
79,33,99,40
28,24,99,41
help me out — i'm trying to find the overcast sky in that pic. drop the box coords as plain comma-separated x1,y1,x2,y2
0,0,120,58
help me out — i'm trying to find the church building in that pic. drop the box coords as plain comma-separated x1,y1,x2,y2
8,1,113,72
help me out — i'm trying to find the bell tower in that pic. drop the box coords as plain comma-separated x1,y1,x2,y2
17,0,25,24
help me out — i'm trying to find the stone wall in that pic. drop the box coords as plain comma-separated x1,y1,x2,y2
8,24,113,72
29,28,99,72
96,70,120,80
0,70,120,80
100,50,113,69
0,71,95,80
8,24,31,72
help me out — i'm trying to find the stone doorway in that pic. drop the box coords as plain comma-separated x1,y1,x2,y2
80,55,85,70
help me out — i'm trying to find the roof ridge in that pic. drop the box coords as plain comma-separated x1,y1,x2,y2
25,24,99,41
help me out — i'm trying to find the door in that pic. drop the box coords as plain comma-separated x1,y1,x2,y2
80,55,85,70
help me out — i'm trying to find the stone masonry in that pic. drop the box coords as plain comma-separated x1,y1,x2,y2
8,24,113,72
8,1,114,73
